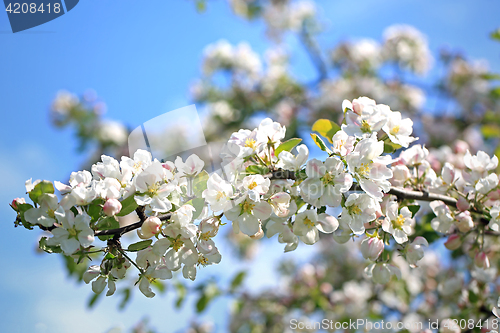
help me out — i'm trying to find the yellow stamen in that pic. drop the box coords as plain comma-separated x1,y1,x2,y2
393,214,405,229
391,125,400,135
348,204,362,215
248,181,258,190
360,120,371,133
303,217,315,229
215,191,226,200
242,200,255,214
198,255,208,266
172,238,184,252
244,138,257,150
357,163,372,177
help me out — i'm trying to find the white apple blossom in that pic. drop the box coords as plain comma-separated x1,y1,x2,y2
46,208,94,255
399,144,429,166
488,203,500,231
406,237,428,266
175,154,204,177
242,174,270,202
476,173,499,194
464,150,498,177
120,149,153,176
391,164,411,186
342,99,388,137
224,128,266,159
292,210,338,245
340,193,380,235
277,144,308,171
365,262,401,284
300,157,353,207
455,211,474,233
202,173,234,212
382,111,417,147
258,117,286,145
382,201,414,244
346,133,392,200
331,130,355,156
134,161,176,213
430,201,454,234
266,218,299,252
225,198,272,237
24,193,59,228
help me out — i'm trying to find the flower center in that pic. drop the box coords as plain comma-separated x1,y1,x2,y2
391,125,400,135
133,161,143,172
357,163,372,178
245,138,257,150
242,201,255,214
303,217,315,229
215,191,226,201
200,231,211,241
393,214,405,229
147,182,161,196
321,172,335,186
171,238,184,252
348,204,362,215
47,209,55,219
68,228,78,237
360,120,372,133
198,255,208,266
248,181,258,190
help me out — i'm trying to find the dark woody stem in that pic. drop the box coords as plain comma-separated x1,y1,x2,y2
88,170,460,238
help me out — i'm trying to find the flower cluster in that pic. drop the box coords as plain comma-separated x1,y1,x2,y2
11,95,500,297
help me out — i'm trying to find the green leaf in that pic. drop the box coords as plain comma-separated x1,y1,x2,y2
310,133,332,154
95,216,120,241
151,280,167,294
193,170,209,197
383,141,402,154
118,288,131,310
116,195,138,217
491,28,500,41
246,165,269,175
196,294,209,313
469,290,479,304
481,124,500,139
230,271,246,292
127,240,153,252
175,282,187,308
29,181,55,204
407,205,420,218
311,119,340,144
88,203,103,223
186,198,205,220
275,138,302,156
39,237,62,254
88,291,102,308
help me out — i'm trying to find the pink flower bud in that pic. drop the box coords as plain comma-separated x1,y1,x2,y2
454,140,469,154
103,198,122,216
444,234,462,250
360,237,384,261
138,216,162,239
10,198,26,211
474,251,490,269
456,197,470,212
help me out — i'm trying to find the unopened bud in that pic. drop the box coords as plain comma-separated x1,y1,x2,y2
360,237,384,261
444,234,462,250
103,198,122,216
456,197,470,212
10,198,26,211
138,216,162,239
474,251,490,269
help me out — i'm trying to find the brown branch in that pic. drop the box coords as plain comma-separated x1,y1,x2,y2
34,169,463,238
387,187,458,206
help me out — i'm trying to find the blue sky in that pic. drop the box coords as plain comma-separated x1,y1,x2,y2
1,1,499,332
